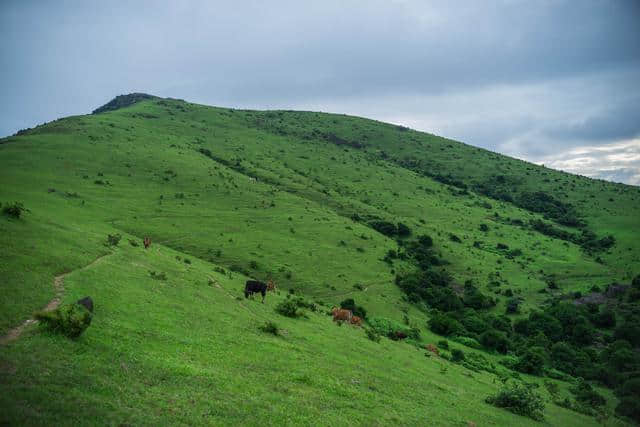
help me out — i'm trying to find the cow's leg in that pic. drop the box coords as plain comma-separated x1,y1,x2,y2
261,291,265,303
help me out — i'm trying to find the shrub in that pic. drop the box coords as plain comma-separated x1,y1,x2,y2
549,342,576,374
149,271,167,280
479,223,489,232
506,298,520,314
485,382,545,421
365,328,381,342
1,201,26,219
128,239,139,247
294,297,317,312
616,396,640,422
449,233,462,243
570,379,606,407
438,339,449,350
369,317,416,340
397,222,411,237
105,233,121,246
275,300,302,318
369,220,397,237
480,329,509,353
451,348,465,362
619,378,640,398
544,380,560,398
34,303,92,338
258,321,279,335
515,347,547,376
451,336,482,349
593,308,616,328
428,312,464,336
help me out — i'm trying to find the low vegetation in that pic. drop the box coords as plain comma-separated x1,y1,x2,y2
34,303,92,338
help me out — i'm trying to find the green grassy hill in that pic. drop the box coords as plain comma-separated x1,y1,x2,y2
1,94,638,425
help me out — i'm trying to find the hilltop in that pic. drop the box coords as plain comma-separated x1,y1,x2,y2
1,94,638,425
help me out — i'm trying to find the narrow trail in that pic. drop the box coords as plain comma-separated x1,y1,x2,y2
0,252,112,346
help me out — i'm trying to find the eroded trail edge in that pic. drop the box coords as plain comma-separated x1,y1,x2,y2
0,253,112,345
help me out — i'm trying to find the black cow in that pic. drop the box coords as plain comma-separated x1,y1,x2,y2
244,280,267,303
76,296,94,313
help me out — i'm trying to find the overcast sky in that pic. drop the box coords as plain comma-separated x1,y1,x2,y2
1,1,639,184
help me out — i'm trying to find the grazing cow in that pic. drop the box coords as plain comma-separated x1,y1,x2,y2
350,315,362,327
244,280,267,303
143,237,151,249
76,296,94,313
267,280,277,292
332,307,353,323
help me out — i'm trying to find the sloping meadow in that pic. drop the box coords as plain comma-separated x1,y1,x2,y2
1,95,638,424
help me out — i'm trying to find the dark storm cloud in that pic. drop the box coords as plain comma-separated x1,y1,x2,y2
1,0,639,183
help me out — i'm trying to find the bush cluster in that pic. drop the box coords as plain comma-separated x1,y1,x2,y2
485,382,545,421
1,201,26,219
368,317,419,341
275,300,303,318
34,303,92,338
258,321,279,336
367,220,411,238
105,233,121,246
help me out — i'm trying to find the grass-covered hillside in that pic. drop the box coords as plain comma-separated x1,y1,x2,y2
1,94,639,425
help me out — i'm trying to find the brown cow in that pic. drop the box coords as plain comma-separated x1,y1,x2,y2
143,237,151,249
350,315,362,327
267,280,277,292
332,307,353,323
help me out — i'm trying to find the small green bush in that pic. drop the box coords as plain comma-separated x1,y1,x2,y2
438,339,449,350
428,312,464,336
486,382,545,421
515,347,547,376
365,328,381,342
106,233,121,246
258,321,279,335
294,297,317,312
34,303,92,338
452,336,482,349
451,348,465,362
149,271,167,280
1,201,26,219
463,352,495,374
275,300,302,318
616,396,640,422
369,317,417,340
570,379,606,407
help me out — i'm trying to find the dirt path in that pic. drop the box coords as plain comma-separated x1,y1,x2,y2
0,253,112,345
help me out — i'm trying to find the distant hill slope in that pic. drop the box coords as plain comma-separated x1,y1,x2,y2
1,94,638,425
